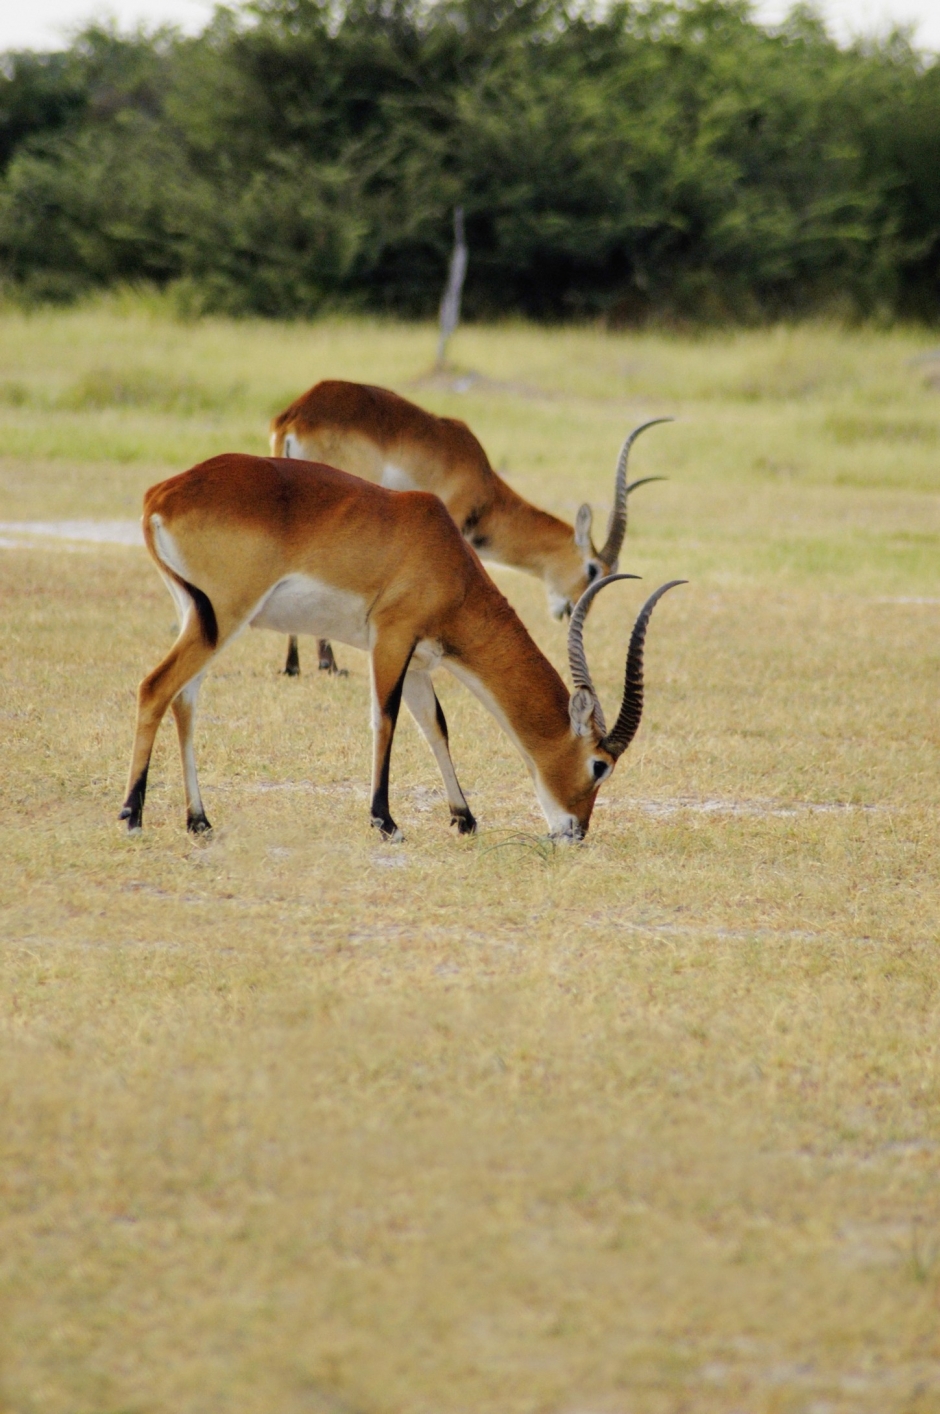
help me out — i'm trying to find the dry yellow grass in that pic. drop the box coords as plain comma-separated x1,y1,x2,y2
1,301,939,1414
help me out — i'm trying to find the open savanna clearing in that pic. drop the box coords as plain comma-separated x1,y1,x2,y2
1,304,939,1414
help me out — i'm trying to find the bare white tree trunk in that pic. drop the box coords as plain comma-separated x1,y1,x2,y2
436,206,467,370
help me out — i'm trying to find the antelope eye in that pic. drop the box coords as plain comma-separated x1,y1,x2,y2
586,563,599,583
592,759,609,782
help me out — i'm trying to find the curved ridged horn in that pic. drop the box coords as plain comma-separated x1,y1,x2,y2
597,418,673,571
601,580,686,759
567,572,641,733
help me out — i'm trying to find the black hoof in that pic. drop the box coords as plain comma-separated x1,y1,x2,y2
451,808,477,836
187,812,213,835
282,664,300,677
120,768,148,832
371,816,404,843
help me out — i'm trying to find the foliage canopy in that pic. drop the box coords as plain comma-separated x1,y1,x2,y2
1,0,939,321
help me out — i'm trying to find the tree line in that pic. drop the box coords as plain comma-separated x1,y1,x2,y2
1,0,939,322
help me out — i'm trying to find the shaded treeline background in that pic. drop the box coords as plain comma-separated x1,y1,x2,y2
2,0,940,322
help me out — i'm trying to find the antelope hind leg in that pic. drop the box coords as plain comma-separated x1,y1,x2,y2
121,619,217,832
171,671,211,833
317,640,347,676
282,636,347,678
368,635,416,842
283,636,301,676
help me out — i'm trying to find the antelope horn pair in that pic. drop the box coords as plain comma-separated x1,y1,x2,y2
597,418,673,571
568,575,686,758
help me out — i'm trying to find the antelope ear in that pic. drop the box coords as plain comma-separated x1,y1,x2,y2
569,686,597,737
574,503,593,550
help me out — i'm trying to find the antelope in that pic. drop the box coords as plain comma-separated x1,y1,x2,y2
270,380,669,675
120,454,683,842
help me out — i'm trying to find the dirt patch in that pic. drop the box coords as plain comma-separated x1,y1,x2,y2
0,519,143,547
632,796,883,819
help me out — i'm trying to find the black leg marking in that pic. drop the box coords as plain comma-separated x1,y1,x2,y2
318,640,348,677
187,809,212,835
371,735,400,838
370,736,400,835
450,805,477,836
119,765,149,831
369,650,414,840
434,693,450,743
173,576,217,648
432,691,474,832
283,636,300,676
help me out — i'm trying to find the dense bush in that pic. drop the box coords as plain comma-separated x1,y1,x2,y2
1,0,939,321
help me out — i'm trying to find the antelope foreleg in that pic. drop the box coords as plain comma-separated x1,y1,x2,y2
402,671,476,834
283,636,300,676
369,637,416,842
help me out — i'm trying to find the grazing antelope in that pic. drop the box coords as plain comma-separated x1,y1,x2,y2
270,380,669,675
120,454,683,842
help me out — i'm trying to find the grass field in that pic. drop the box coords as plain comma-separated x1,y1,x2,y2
1,300,939,1414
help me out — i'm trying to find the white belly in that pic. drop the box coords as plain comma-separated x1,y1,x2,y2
380,462,416,491
250,575,370,648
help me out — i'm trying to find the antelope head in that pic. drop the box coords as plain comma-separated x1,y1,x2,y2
547,419,672,620
538,574,686,841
